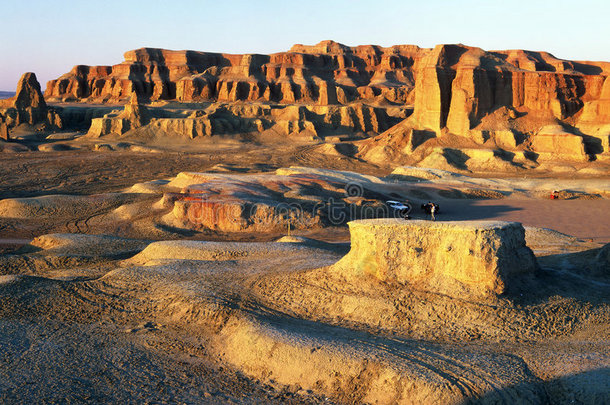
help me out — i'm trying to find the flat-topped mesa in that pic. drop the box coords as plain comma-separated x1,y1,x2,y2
333,219,539,299
43,41,610,158
44,40,610,121
44,41,425,104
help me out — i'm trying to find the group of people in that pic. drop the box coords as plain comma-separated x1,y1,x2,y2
421,202,440,221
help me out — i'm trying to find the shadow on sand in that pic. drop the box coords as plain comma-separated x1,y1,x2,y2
431,201,523,221
461,367,610,404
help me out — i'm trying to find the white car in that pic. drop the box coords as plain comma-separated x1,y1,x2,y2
386,200,412,219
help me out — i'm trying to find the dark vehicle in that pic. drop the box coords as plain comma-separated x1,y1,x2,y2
386,200,412,219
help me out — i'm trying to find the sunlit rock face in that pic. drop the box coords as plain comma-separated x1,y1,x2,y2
334,219,539,299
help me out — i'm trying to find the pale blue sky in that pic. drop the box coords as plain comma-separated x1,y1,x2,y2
1,0,609,90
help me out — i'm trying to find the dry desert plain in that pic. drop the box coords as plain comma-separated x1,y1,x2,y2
0,41,609,404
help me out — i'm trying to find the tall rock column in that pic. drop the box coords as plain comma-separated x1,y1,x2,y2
446,67,494,135
11,72,48,126
413,65,455,130
412,45,469,131
0,72,51,129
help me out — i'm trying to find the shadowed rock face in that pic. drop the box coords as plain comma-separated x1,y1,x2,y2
334,219,539,298
0,72,48,126
0,72,64,130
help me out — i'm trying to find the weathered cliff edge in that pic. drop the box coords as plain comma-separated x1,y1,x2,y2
333,219,539,299
357,44,610,164
43,41,610,164
45,41,610,116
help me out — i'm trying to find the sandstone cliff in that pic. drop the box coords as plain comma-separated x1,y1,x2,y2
409,45,610,135
45,41,421,105
45,41,609,117
44,41,610,166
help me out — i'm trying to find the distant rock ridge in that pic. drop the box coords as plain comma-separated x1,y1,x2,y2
0,91,16,100
37,41,610,165
45,41,610,109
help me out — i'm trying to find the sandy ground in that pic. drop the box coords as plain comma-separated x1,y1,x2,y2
441,198,610,243
0,144,608,403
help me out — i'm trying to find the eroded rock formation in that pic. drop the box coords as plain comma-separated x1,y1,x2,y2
87,101,392,138
411,45,610,131
45,42,610,119
0,72,62,130
45,41,421,105
404,44,610,163
159,170,394,233
333,219,539,298
87,93,152,137
41,41,610,165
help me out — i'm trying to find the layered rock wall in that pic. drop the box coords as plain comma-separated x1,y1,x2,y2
42,41,610,160
43,42,610,122
46,41,422,104
412,45,610,134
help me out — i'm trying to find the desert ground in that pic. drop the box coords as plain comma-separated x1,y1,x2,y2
0,41,609,403
0,141,608,404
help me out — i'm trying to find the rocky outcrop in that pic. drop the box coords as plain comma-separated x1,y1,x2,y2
40,41,610,164
155,170,397,233
333,219,539,299
46,41,421,104
13,73,46,111
122,93,151,127
0,73,48,126
87,93,152,137
0,73,63,130
87,101,392,138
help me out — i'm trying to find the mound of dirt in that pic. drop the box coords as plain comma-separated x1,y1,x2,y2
29,233,148,256
128,240,334,266
0,193,142,219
